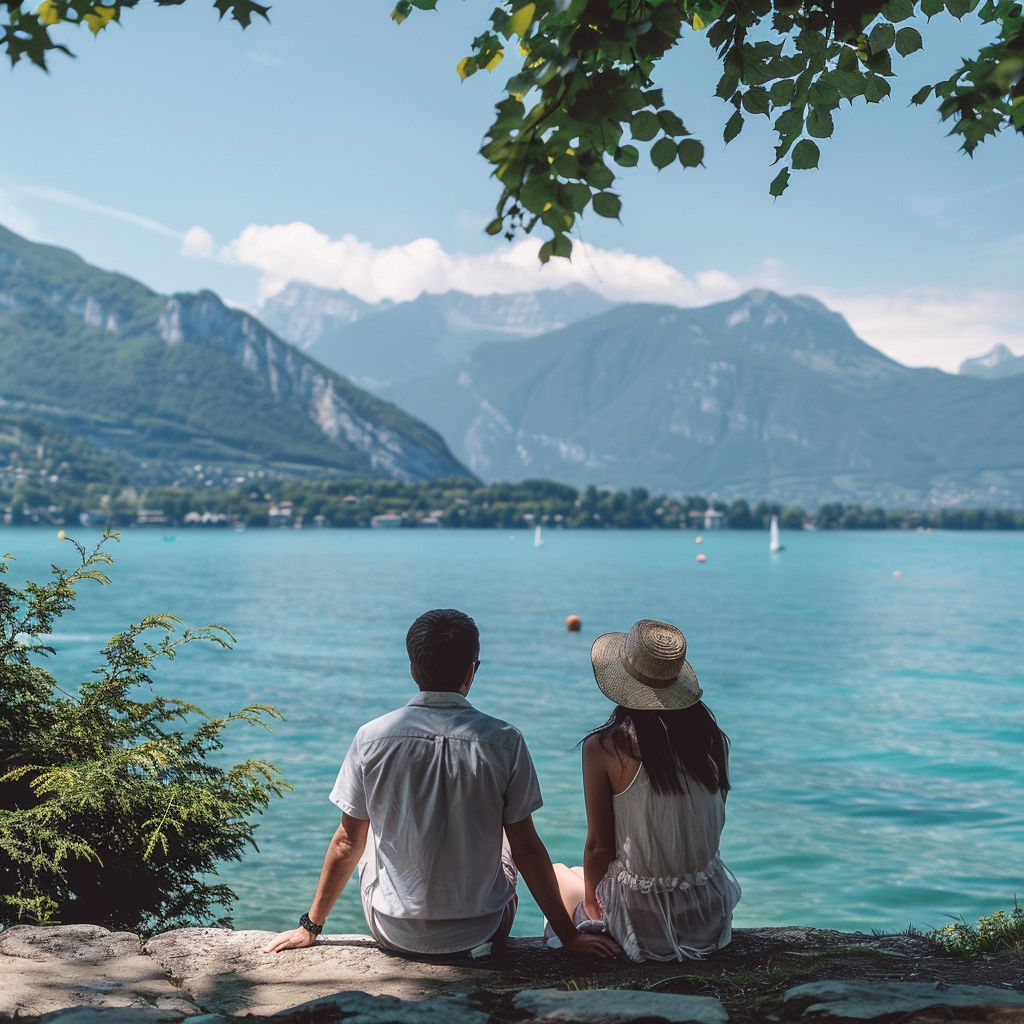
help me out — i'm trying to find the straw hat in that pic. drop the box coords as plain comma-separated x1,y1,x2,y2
591,619,702,711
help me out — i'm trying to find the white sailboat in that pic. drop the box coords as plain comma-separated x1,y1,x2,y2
534,524,544,548
769,514,784,553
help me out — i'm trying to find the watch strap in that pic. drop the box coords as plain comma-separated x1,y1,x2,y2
299,912,323,937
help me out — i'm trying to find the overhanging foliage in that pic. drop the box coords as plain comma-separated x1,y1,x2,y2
3,0,1021,261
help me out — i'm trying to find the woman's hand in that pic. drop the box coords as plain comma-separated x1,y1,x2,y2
262,926,317,953
583,895,603,921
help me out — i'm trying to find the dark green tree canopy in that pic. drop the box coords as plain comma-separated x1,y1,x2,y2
5,0,1021,261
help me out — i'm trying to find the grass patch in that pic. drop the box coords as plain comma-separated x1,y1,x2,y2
930,901,1024,957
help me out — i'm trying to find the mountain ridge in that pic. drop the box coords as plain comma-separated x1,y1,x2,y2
258,282,617,390
0,225,469,484
383,290,1024,508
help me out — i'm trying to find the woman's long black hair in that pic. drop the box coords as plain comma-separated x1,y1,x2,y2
585,702,730,797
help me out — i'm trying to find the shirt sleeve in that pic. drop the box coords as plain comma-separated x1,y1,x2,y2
503,731,544,824
329,732,369,820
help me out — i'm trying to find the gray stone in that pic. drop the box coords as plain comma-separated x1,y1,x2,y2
784,980,1024,1018
0,925,142,962
144,928,500,1015
273,990,489,1023
38,1009,188,1024
0,925,199,1021
512,988,730,1023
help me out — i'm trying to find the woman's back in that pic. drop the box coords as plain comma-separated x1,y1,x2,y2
597,762,740,962
612,764,726,884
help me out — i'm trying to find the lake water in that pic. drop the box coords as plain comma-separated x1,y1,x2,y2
5,526,1023,938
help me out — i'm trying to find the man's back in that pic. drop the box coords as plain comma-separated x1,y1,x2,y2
330,690,542,952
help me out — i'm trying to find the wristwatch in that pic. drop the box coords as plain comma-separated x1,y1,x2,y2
299,913,323,937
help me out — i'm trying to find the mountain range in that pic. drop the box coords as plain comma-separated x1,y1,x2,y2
0,226,467,485
959,344,1024,380
383,291,1024,507
257,282,617,390
3,223,1021,507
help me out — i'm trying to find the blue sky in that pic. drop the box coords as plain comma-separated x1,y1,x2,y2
1,0,1021,369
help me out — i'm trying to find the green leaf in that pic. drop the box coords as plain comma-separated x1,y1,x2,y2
806,106,835,137
582,161,615,189
791,138,820,169
868,22,896,54
485,218,504,235
742,86,770,115
833,70,866,99
895,26,923,55
837,46,859,72
944,0,971,16
881,0,915,20
808,78,840,109
631,110,661,141
657,110,688,136
715,62,741,100
920,0,944,14
910,84,933,105
863,74,891,102
677,138,705,167
213,0,271,28
559,182,592,213
651,137,678,168
769,167,791,196
613,145,640,167
769,80,795,106
592,192,622,218
724,110,744,143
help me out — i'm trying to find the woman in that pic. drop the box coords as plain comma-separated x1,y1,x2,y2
553,618,740,962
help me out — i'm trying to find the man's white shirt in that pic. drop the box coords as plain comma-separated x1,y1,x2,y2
329,690,543,953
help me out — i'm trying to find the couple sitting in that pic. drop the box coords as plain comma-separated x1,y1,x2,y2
265,609,740,962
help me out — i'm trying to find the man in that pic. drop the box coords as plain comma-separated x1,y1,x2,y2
264,608,619,959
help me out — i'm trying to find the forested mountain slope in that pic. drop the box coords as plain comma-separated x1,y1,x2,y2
0,226,468,485
384,291,1024,507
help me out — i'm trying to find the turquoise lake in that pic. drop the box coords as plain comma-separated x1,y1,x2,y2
5,526,1023,937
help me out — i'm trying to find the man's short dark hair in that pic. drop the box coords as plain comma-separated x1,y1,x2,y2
406,609,480,692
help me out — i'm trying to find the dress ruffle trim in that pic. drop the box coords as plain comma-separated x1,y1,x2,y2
612,854,725,895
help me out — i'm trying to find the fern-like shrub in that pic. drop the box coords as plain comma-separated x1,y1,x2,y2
0,531,288,935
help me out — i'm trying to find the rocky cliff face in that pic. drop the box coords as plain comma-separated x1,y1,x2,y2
0,225,469,484
156,292,463,481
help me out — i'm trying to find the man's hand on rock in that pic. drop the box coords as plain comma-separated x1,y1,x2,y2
561,932,622,958
262,927,318,954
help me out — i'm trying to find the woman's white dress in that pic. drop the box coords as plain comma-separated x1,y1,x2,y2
595,764,741,962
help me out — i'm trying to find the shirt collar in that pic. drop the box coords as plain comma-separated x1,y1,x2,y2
406,690,473,709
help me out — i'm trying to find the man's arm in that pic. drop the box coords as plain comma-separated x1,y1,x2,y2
504,816,620,958
263,813,369,953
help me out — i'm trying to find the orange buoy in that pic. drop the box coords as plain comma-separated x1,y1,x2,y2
893,570,901,578
696,553,707,563
695,535,703,543
566,615,582,632
57,530,66,541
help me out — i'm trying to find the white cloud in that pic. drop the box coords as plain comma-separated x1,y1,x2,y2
221,220,1023,372
181,225,215,259
19,185,181,239
220,220,747,307
817,288,1024,373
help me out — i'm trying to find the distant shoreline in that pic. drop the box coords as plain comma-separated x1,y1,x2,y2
3,475,1023,532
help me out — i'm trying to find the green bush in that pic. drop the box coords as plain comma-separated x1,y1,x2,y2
931,901,1024,957
0,531,287,935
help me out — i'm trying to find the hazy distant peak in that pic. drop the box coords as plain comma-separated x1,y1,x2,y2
959,343,1024,379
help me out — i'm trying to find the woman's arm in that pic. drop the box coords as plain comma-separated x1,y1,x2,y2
581,735,617,920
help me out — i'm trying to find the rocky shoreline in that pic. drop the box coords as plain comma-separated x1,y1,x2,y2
1,924,1022,1023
